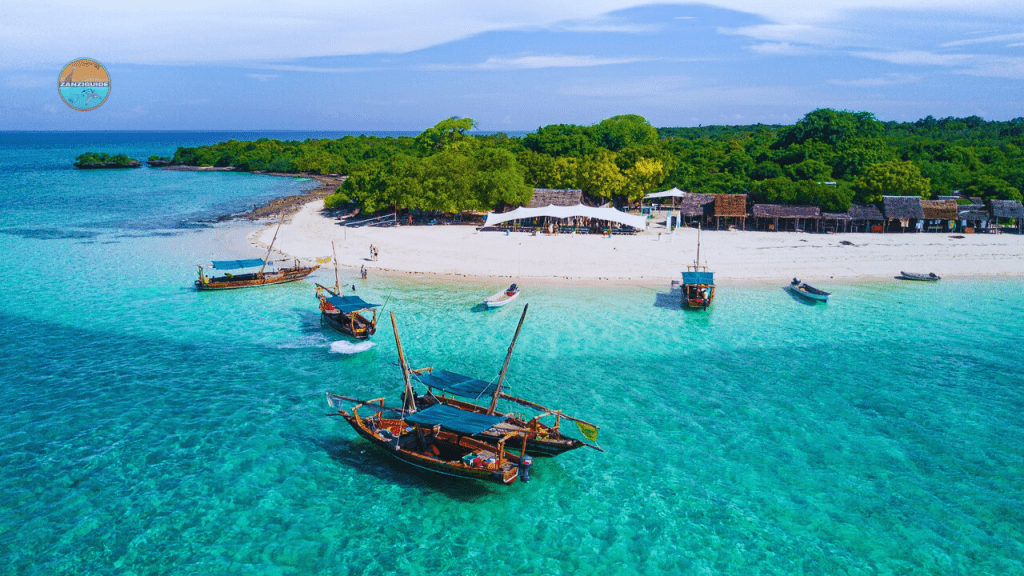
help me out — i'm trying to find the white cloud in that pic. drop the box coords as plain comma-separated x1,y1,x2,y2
720,23,855,46
941,32,1024,48
424,55,651,71
828,73,923,86
2,1,1021,68
748,42,818,56
245,73,279,81
852,49,1024,79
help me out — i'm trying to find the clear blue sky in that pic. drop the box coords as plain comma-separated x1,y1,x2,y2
4,1,1024,131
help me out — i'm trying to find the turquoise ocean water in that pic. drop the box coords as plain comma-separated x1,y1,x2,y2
1,132,1022,575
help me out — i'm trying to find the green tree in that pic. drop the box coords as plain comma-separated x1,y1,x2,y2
594,115,658,152
853,160,931,203
416,117,477,153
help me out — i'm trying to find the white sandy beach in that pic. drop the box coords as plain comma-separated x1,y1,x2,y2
251,199,1024,286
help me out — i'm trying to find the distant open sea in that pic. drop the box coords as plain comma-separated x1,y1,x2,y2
1,131,1022,575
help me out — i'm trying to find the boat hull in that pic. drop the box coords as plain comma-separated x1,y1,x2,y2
321,310,376,340
897,272,940,281
195,266,318,291
682,284,715,310
483,291,520,308
788,283,829,302
417,396,583,457
340,413,520,485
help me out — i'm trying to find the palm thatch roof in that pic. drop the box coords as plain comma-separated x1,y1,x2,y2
752,205,821,218
821,212,852,221
960,209,989,221
989,199,1024,219
921,199,959,220
713,194,747,217
848,204,883,220
527,188,583,208
882,196,925,219
678,193,715,216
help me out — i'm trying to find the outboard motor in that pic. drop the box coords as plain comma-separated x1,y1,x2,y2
518,456,533,482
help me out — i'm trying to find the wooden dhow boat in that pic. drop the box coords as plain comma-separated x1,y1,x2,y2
315,243,379,339
195,219,317,291
409,304,602,457
896,271,941,281
483,284,520,308
681,225,715,310
326,313,530,485
788,278,831,302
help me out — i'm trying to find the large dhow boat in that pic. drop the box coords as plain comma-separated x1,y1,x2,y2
326,313,531,485
195,219,317,291
410,304,602,457
315,243,380,339
681,225,715,310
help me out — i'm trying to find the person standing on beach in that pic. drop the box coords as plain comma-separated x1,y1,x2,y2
373,246,379,261
369,245,374,261
360,265,367,279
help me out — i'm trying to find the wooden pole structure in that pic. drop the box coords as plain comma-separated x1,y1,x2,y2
332,241,340,294
258,217,283,278
487,304,529,415
391,312,416,414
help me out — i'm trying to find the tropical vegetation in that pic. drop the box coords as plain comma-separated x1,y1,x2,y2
167,110,1024,215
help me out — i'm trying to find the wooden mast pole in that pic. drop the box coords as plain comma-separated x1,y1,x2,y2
258,217,284,278
487,304,529,415
391,312,416,414
331,241,340,294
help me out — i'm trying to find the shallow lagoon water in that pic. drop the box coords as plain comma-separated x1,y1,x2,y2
1,132,1022,575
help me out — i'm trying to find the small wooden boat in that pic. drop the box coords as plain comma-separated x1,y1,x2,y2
195,219,317,290
897,271,941,281
326,312,531,485
681,225,715,310
316,284,380,339
483,284,520,308
315,243,379,339
408,305,602,457
327,395,526,485
788,278,831,302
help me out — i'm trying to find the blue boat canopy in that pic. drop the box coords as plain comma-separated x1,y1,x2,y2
413,369,497,399
212,258,268,270
682,271,714,285
404,404,506,435
325,295,381,314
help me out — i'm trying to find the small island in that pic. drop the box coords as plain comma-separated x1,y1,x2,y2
74,152,142,169
146,155,173,167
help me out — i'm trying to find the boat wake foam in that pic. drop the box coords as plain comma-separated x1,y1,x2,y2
329,341,375,354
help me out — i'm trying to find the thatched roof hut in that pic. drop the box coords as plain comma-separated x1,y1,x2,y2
989,199,1024,219
848,204,883,221
678,193,715,217
752,205,821,218
527,188,583,208
713,194,747,217
921,199,959,220
882,196,925,220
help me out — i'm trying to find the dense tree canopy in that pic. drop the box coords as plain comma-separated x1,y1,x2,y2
171,109,1024,217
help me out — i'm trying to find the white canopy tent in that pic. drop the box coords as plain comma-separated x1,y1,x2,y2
643,187,687,200
483,204,646,230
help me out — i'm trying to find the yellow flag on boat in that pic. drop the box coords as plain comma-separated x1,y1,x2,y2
316,257,331,264
576,421,599,442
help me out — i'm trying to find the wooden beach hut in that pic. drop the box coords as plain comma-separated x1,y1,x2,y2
882,196,925,233
752,205,821,232
920,199,959,232
678,193,715,227
845,204,884,233
989,199,1024,233
820,211,851,233
713,194,747,230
